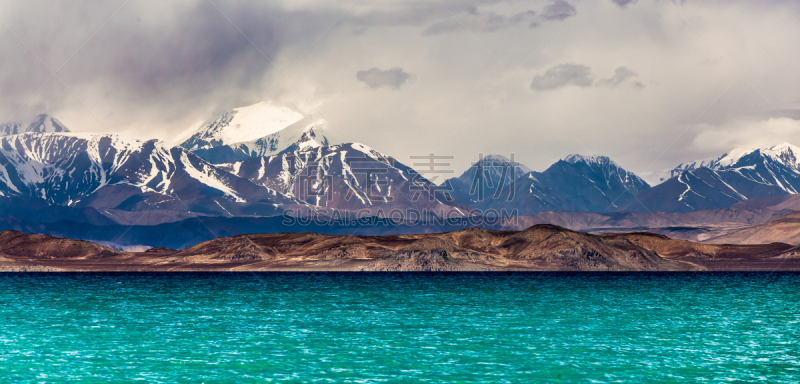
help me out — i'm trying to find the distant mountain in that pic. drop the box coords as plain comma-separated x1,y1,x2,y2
629,143,800,212
0,114,70,137
218,143,467,216
0,132,302,218
459,154,650,215
641,143,800,186
179,102,330,164
640,156,722,186
445,154,531,205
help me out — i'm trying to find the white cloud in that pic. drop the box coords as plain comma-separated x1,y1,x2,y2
692,118,800,153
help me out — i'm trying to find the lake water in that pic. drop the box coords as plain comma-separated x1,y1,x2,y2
1,272,799,382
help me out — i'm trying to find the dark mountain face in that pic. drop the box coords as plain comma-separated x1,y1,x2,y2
629,144,800,212
445,154,531,206
218,143,467,217
453,154,650,215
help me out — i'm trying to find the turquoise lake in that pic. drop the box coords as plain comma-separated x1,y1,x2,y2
1,272,799,382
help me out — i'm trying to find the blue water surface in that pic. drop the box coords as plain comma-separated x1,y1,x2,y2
0,272,799,382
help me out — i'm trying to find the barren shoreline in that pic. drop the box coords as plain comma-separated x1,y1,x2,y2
2,225,800,272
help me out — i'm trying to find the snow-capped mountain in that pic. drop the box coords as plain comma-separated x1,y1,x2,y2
462,154,650,215
629,143,800,212
0,132,300,216
0,114,71,137
0,123,23,136
26,114,71,134
179,102,330,164
446,154,531,205
218,143,467,216
641,143,800,186
639,157,720,186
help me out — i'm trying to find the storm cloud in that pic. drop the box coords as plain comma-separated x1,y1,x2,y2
0,1,334,129
356,68,412,90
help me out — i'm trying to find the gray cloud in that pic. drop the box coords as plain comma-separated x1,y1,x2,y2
611,0,638,7
422,10,538,36
541,0,577,21
530,63,593,90
532,64,642,90
356,68,412,90
598,67,642,88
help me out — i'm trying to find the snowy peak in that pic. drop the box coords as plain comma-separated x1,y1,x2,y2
631,142,800,212
180,102,332,164
757,142,800,171
181,102,305,151
280,124,330,154
559,154,649,189
563,154,614,166
645,142,800,186
708,142,800,171
473,154,532,175
0,114,71,137
26,114,70,134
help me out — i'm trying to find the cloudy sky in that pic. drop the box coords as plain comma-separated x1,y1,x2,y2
0,0,798,176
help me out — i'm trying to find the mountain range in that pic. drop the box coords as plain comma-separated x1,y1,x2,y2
448,154,650,216
2,104,800,249
629,143,800,212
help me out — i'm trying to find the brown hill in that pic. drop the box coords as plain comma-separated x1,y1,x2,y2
502,207,792,242
704,211,800,245
3,225,800,272
0,231,121,259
